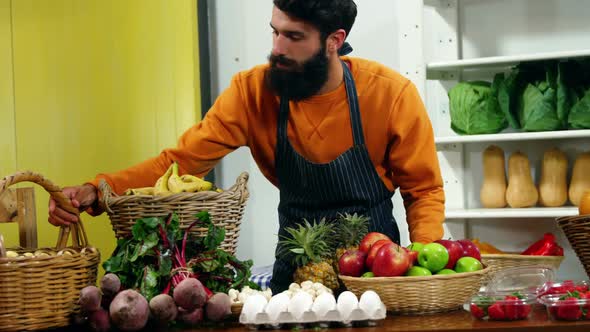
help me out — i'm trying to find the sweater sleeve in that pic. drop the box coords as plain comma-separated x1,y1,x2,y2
387,81,445,243
87,74,250,201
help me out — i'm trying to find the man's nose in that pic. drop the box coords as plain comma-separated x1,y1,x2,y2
272,35,287,56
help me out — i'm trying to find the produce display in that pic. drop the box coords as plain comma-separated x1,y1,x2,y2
338,233,485,277
538,280,590,321
449,59,590,135
480,145,590,209
123,161,220,196
74,211,258,331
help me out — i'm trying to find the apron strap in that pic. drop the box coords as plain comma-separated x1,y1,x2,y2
341,60,365,146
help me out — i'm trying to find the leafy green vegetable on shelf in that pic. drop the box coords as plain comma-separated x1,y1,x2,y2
448,76,507,135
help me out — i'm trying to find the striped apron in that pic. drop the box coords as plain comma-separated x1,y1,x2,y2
270,60,400,293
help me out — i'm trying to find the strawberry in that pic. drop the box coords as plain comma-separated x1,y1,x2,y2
470,304,485,319
503,296,520,320
556,297,582,321
519,304,532,319
488,303,505,320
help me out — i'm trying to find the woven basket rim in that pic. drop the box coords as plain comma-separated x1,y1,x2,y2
339,266,490,283
481,253,564,260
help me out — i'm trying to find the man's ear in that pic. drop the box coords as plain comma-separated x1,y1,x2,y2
327,29,346,54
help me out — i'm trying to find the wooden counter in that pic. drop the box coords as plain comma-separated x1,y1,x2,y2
52,306,590,331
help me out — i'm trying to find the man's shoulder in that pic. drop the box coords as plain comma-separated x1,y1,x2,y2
347,57,409,85
233,63,269,84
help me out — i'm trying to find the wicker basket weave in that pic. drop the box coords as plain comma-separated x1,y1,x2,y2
0,171,100,332
99,172,249,256
481,253,564,278
556,214,590,278
339,267,490,315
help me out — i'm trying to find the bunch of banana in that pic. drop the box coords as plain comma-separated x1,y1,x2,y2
123,162,219,196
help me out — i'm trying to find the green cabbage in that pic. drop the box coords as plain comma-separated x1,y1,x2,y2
448,78,507,135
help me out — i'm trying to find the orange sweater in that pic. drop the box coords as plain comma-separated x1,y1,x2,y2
90,57,445,243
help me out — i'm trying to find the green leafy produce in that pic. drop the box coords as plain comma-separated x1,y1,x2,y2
103,211,258,301
449,77,507,135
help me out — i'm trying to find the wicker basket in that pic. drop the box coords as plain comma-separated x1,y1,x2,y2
0,171,100,332
481,253,564,278
339,267,490,315
99,172,249,256
556,214,590,277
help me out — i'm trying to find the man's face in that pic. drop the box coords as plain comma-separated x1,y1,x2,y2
265,6,330,101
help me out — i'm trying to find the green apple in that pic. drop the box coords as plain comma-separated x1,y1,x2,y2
455,256,483,273
418,243,449,273
405,266,432,277
407,242,424,252
361,271,375,278
436,269,457,275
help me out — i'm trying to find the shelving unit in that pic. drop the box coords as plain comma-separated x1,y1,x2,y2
397,0,590,279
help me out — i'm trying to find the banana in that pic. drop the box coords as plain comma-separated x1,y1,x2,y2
124,187,155,195
180,174,213,191
154,164,174,196
168,163,213,193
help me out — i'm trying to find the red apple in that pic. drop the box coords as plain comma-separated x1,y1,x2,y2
366,239,394,270
359,232,392,253
435,239,463,269
372,243,411,277
338,250,367,277
457,239,481,261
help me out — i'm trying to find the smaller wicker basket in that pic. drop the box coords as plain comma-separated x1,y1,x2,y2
0,171,100,332
99,172,249,256
556,214,590,277
339,267,489,315
481,253,564,278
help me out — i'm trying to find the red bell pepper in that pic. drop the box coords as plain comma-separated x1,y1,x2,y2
521,233,563,256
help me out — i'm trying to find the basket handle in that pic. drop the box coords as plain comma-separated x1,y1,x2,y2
98,179,116,214
0,171,90,250
227,172,249,204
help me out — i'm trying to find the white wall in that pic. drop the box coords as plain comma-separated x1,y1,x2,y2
207,0,406,266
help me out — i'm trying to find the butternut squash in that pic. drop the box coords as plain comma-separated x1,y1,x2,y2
569,152,590,206
538,147,568,207
480,145,507,208
506,151,538,208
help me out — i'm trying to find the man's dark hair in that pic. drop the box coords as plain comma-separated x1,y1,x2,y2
273,0,357,41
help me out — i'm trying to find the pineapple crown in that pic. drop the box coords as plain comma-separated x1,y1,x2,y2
334,212,370,248
278,218,335,267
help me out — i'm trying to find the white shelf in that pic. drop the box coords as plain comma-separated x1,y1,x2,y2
445,207,578,219
435,130,590,144
427,49,590,72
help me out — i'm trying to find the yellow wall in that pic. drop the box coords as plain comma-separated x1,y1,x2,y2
0,0,201,276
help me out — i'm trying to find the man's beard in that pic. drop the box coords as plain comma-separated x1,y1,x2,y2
265,47,329,101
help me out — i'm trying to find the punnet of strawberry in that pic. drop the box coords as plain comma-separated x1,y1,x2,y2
469,292,535,321
538,280,590,297
540,290,590,321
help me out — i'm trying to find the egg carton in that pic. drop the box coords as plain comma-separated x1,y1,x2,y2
239,291,386,329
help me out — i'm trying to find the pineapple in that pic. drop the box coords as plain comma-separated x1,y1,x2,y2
334,213,370,260
278,219,339,291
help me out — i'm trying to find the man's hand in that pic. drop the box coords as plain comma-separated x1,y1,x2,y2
48,184,98,226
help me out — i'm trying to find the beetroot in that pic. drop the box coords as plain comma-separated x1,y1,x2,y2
88,308,111,332
178,307,203,326
109,289,149,331
149,294,178,323
79,286,102,313
205,293,232,322
100,273,121,297
173,278,207,310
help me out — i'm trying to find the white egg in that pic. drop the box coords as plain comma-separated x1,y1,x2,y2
312,282,325,291
242,294,268,321
264,293,290,321
288,283,301,291
311,292,337,318
301,280,313,290
263,289,273,301
304,288,316,299
288,291,313,319
337,291,359,318
359,290,382,316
